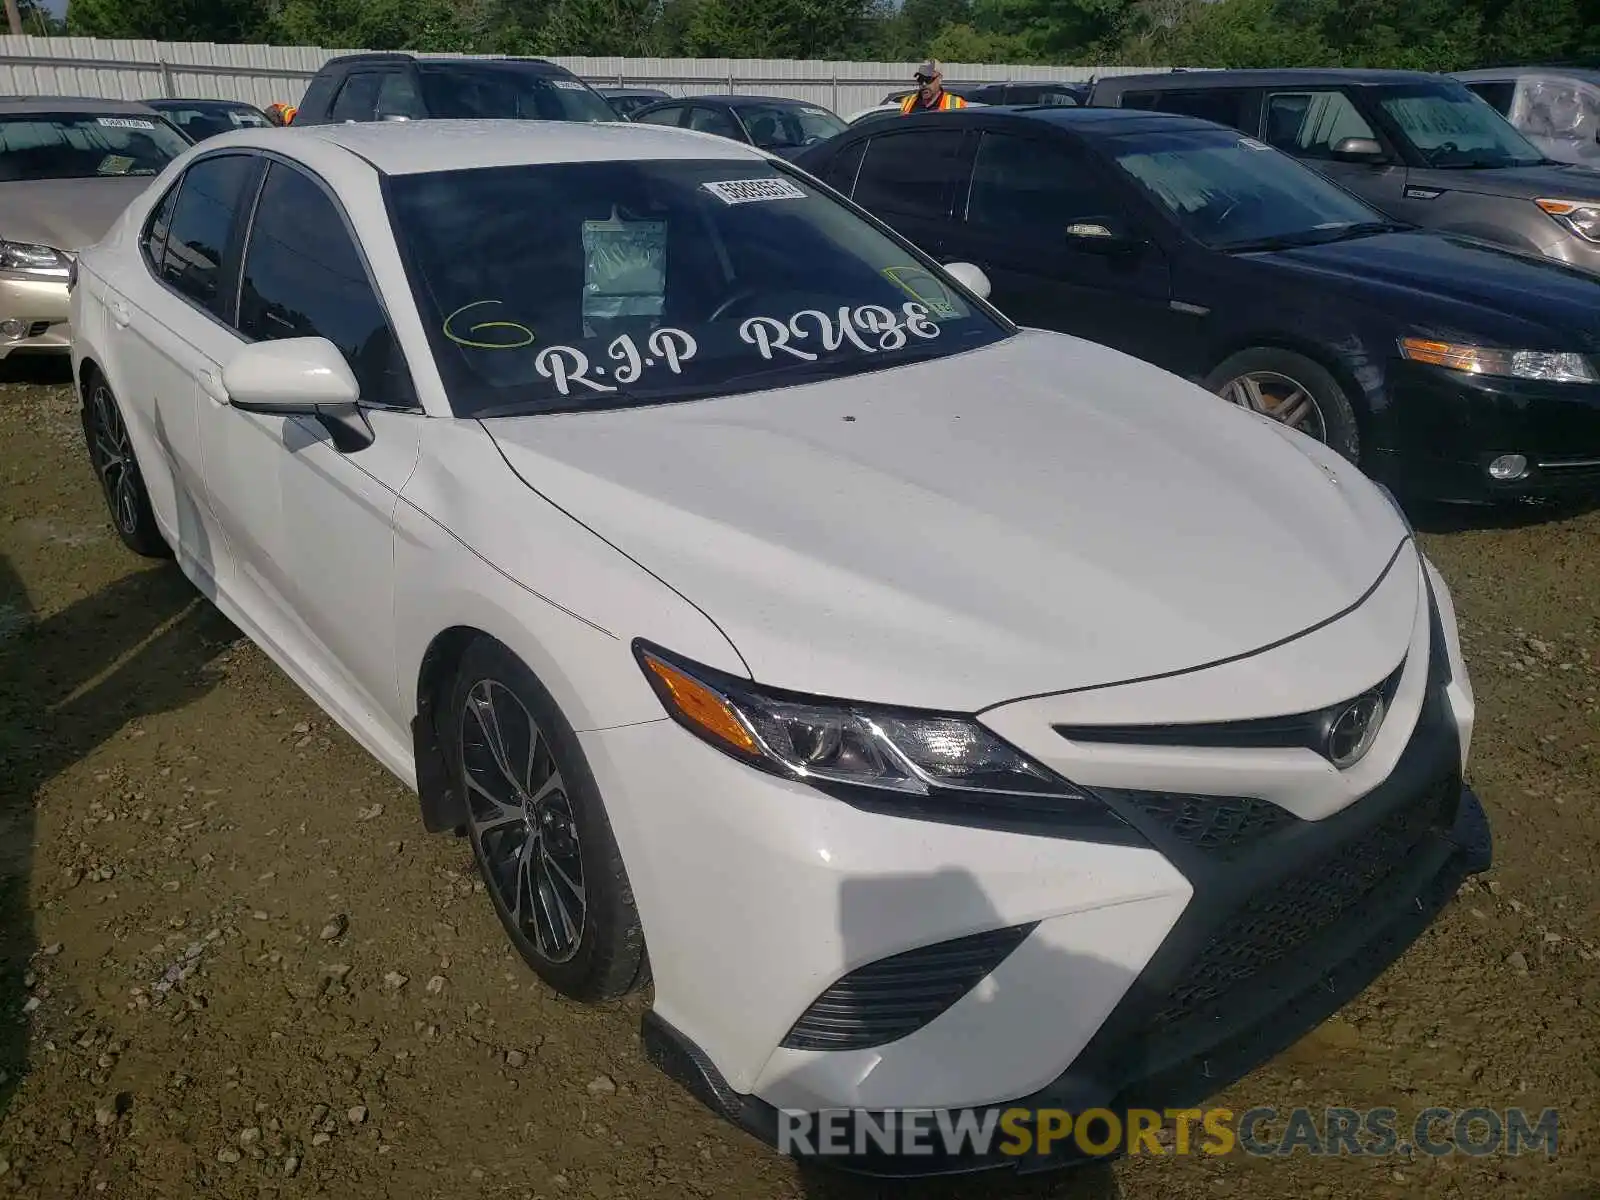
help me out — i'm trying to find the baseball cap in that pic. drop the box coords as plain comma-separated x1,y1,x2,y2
915,60,941,80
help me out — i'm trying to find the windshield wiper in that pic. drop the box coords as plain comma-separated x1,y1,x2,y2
1220,221,1404,253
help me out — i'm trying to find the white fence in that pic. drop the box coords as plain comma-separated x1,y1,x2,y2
1,35,1165,118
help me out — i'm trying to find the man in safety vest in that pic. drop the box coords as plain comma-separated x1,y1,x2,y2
900,61,968,115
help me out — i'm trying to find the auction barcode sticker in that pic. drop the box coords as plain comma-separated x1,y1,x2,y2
551,79,587,90
97,117,155,130
702,177,807,205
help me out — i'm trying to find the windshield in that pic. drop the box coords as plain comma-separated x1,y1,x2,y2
0,112,190,181
732,103,846,151
386,159,1008,416
1108,126,1385,250
418,66,618,123
1375,82,1546,167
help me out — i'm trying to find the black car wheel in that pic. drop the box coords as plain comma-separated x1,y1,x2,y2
1205,348,1361,464
446,636,649,1001
82,371,170,558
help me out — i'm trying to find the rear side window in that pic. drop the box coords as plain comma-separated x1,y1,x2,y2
633,104,686,127
1464,80,1516,115
237,162,411,406
1118,91,1162,110
1154,89,1251,130
159,153,258,315
852,130,965,219
141,181,180,274
687,106,740,139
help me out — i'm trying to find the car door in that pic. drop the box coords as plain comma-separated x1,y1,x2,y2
102,151,261,592
844,127,967,258
1258,89,1409,216
206,156,425,736
939,128,1180,369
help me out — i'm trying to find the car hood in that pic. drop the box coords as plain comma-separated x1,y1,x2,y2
1415,160,1600,200
0,177,157,252
1249,231,1600,349
486,330,1410,711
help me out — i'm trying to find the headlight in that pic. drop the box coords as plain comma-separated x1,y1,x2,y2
1536,198,1600,244
634,643,1132,834
0,239,70,277
1399,337,1595,385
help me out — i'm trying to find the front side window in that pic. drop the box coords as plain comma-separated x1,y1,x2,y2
966,132,1113,234
330,73,384,123
1373,81,1545,167
1107,125,1383,251
376,72,427,121
1262,91,1379,159
733,103,847,152
159,153,258,314
0,112,190,181
417,66,617,122
237,163,410,405
386,159,1010,416
852,130,965,219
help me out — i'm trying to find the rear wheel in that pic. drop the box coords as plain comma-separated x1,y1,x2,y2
82,371,170,558
445,637,649,1001
1205,348,1361,464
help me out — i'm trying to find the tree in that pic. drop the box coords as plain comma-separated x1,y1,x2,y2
68,0,270,41
683,0,871,57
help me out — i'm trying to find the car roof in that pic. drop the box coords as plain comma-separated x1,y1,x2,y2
0,96,167,116
1094,68,1447,91
252,119,768,174
935,105,1219,135
1454,65,1600,83
321,52,569,72
145,97,260,108
655,95,827,108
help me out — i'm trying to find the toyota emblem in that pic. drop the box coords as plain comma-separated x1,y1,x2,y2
1325,693,1385,769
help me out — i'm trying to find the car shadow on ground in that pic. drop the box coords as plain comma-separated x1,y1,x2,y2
775,867,1130,1199
0,553,236,1118
1405,493,1600,535
0,357,72,388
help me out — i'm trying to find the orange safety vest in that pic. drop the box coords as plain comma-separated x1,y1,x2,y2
899,91,968,114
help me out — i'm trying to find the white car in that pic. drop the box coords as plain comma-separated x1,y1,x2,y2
70,119,1490,1174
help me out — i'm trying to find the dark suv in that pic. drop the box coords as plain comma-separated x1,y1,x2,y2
294,53,618,126
1088,69,1600,275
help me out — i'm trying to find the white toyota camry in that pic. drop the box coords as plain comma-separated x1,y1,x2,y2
70,119,1490,1174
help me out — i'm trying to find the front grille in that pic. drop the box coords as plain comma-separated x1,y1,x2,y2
1129,791,1295,853
1150,772,1456,1025
780,923,1036,1052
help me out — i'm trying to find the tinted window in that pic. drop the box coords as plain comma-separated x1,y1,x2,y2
330,72,384,122
818,138,866,194
1154,89,1250,129
417,65,617,122
852,131,964,219
1262,91,1378,158
386,159,1009,416
160,153,258,314
733,102,845,151
687,106,741,139
1119,91,1162,111
1464,80,1516,115
238,163,409,405
966,133,1110,233
376,72,427,120
1374,81,1544,167
634,104,686,127
0,112,190,181
142,181,180,274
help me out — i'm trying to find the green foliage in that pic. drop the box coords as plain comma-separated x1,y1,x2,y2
67,0,271,41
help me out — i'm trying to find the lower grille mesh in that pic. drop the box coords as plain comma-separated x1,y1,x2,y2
781,923,1037,1052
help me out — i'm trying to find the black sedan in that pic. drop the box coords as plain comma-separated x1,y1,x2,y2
142,98,271,141
794,106,1600,504
630,95,846,159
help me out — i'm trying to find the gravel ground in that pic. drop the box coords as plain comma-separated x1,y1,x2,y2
1,361,1596,1200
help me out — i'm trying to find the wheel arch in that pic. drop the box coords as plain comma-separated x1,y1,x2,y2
411,623,492,836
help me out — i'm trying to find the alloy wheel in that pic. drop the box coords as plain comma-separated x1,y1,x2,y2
89,383,142,536
1218,370,1328,442
460,679,586,963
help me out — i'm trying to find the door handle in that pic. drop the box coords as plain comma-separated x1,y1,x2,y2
107,298,131,328
197,369,229,405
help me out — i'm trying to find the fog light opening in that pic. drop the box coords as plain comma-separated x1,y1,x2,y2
1487,453,1529,482
0,318,26,340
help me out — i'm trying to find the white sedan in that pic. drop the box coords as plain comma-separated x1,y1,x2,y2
71,119,1490,1173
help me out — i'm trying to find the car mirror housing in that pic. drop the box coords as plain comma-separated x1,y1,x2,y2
1331,136,1386,162
222,337,374,452
942,261,991,299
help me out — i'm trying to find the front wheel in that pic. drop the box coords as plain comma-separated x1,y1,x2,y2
1204,348,1361,465
445,637,649,1002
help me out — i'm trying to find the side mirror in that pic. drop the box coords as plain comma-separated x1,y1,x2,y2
942,261,991,299
1331,136,1386,162
221,337,374,452
1065,217,1140,254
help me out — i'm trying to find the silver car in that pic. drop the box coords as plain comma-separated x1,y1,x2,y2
0,96,191,361
1454,67,1600,169
1087,69,1600,275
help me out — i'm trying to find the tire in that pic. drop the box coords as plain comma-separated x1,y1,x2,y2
444,637,649,1002
1204,347,1361,465
81,369,171,559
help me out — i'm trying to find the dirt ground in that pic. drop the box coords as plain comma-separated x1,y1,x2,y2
0,359,1595,1200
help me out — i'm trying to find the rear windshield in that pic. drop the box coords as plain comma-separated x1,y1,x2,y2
418,65,618,123
386,158,1007,416
0,113,190,181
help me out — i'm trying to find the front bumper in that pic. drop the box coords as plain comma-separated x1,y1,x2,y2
0,273,71,359
586,553,1487,1175
1370,359,1600,502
